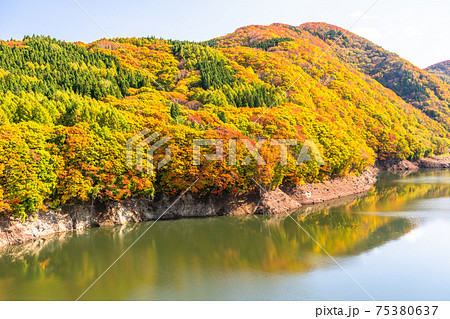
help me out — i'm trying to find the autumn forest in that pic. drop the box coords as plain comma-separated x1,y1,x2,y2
1,22,450,219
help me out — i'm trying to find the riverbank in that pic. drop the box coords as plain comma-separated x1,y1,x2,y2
0,167,379,248
377,155,450,171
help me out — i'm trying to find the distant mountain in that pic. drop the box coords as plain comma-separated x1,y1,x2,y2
299,23,450,129
426,60,450,85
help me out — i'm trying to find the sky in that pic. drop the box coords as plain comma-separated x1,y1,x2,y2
0,0,449,68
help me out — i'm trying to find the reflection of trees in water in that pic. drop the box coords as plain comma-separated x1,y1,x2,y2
354,171,450,213
0,172,449,300
292,210,416,256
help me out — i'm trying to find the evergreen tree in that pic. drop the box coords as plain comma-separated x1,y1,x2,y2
170,102,180,120
218,111,227,123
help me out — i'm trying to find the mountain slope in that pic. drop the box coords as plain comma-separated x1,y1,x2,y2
205,23,449,150
426,60,450,85
299,22,450,128
0,25,449,218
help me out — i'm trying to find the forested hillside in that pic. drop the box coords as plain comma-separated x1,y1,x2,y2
1,24,450,219
299,23,450,128
426,60,450,85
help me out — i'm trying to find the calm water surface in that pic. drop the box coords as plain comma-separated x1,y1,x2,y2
1,171,450,300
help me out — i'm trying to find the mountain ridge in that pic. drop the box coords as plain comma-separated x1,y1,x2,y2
426,60,450,85
207,22,450,126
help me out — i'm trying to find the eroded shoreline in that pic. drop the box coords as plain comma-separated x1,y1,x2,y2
2,154,450,249
0,168,379,248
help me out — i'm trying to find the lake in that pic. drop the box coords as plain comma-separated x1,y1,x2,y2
1,170,450,300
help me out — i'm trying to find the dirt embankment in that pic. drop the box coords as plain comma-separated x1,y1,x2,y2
0,167,379,248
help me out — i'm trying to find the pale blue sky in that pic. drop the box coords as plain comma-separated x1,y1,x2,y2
0,0,449,68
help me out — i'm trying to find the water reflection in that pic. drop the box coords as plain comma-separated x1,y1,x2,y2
0,171,450,300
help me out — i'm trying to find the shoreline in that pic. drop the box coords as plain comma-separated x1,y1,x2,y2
0,167,379,248
2,153,450,249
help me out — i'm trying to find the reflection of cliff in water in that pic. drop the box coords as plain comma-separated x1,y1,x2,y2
1,171,449,300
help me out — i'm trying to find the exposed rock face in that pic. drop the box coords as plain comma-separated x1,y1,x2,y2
0,210,73,247
392,160,419,171
377,156,450,171
418,157,450,169
376,159,419,171
260,188,302,214
0,168,379,248
284,167,378,205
